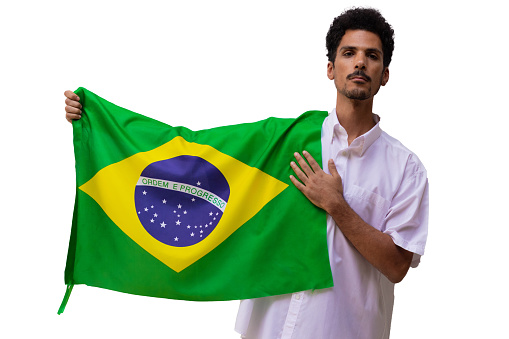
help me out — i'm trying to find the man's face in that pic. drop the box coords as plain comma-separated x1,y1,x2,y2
327,29,389,101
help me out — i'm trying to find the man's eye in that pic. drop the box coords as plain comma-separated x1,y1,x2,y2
368,54,379,60
343,51,354,56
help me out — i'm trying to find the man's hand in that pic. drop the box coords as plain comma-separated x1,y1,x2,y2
290,150,343,213
64,90,82,123
291,150,413,284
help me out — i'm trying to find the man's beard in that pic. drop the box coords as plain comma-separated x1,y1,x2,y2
341,87,371,100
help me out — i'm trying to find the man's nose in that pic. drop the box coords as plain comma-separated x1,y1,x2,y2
354,55,367,70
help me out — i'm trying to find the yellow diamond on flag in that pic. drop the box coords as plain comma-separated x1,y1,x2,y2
79,136,288,272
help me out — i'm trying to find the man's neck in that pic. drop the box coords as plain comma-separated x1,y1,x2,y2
335,97,376,145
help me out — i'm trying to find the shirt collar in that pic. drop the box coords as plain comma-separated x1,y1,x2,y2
326,108,382,156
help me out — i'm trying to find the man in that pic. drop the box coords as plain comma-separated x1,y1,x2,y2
64,7,428,339
234,8,428,339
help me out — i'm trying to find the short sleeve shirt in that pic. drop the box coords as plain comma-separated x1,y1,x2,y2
235,110,429,339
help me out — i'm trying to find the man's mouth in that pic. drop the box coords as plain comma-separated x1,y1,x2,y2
347,72,370,82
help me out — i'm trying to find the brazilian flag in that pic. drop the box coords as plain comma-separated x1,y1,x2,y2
59,87,333,313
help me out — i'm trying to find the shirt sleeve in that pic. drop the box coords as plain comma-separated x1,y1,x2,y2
382,154,429,268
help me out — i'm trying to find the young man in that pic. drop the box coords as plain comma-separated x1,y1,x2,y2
234,8,428,339
64,7,428,339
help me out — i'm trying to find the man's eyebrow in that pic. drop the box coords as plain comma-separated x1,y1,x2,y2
339,46,357,52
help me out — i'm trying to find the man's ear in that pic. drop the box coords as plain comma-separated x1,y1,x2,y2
327,61,335,80
381,67,389,86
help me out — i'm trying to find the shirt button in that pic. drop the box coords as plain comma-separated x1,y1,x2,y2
295,294,301,300
342,151,348,156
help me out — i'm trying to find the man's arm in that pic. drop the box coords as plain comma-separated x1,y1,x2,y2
290,151,413,284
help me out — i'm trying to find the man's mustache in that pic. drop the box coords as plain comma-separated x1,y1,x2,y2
347,71,371,82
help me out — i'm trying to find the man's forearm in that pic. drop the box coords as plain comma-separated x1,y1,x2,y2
326,197,412,284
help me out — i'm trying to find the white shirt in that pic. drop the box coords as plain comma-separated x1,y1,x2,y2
235,110,429,339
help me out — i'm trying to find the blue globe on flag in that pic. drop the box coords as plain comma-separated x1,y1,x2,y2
134,155,230,247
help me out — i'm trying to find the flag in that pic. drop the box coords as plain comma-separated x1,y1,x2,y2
59,87,332,313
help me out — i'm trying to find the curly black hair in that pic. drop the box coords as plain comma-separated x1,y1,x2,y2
326,7,395,69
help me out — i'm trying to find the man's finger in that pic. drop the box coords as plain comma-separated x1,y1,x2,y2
302,150,322,173
65,105,81,114
64,90,80,101
290,161,308,184
66,112,81,123
289,174,306,192
294,152,313,177
65,97,82,109
328,159,339,177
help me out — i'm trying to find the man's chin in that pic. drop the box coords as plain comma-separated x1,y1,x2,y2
345,89,371,100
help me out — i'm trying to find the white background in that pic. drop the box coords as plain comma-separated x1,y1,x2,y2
1,0,507,338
